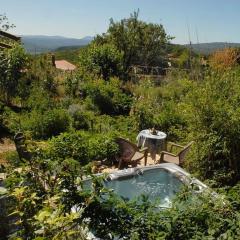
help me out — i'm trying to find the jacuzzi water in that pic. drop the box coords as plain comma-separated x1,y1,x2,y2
104,168,184,207
85,164,208,239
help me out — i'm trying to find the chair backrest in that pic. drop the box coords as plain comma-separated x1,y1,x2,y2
115,138,138,162
178,141,194,164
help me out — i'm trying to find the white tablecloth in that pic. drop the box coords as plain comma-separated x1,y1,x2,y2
137,129,167,159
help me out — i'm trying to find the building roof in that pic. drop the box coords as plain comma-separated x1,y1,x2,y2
0,30,21,41
0,30,21,49
55,60,76,71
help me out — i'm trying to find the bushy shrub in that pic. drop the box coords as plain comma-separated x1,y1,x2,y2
181,70,240,184
131,79,188,138
21,108,70,139
68,104,94,130
85,188,240,240
209,47,240,71
26,85,55,111
92,114,137,140
78,43,124,80
82,78,132,115
49,131,119,164
0,44,28,104
132,101,155,130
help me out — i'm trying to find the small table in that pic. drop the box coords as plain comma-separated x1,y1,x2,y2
137,129,167,162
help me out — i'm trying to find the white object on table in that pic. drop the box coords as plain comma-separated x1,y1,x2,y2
136,129,167,160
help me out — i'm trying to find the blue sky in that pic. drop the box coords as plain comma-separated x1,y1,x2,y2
1,0,240,44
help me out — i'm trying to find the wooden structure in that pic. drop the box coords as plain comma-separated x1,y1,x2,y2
115,137,148,169
129,65,169,83
158,141,194,166
0,30,21,49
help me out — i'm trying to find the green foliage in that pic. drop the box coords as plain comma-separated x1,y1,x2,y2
83,188,240,239
54,47,84,64
6,155,89,239
26,85,55,112
181,70,240,184
25,55,58,98
131,79,188,139
68,104,94,130
78,43,123,80
0,45,28,103
82,78,132,115
94,114,137,140
20,108,70,139
3,11,240,239
49,130,119,164
94,11,172,75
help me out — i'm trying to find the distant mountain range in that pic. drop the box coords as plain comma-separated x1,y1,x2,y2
20,35,240,55
185,42,240,55
21,35,94,53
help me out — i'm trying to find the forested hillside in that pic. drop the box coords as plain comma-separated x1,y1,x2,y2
21,35,93,53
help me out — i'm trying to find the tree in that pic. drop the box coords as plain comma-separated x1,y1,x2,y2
0,13,15,31
78,43,123,80
0,45,28,104
0,14,27,104
94,11,172,76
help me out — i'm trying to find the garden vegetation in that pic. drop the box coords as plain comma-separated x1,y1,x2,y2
1,12,240,239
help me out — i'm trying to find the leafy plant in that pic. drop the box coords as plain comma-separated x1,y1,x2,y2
49,130,119,165
20,108,70,139
0,45,28,104
78,43,123,80
82,78,132,115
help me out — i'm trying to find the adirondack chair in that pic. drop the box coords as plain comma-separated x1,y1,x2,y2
115,138,148,169
158,141,193,166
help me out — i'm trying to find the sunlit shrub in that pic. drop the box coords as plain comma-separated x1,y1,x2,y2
209,47,240,71
49,130,119,164
78,43,124,80
82,78,132,115
21,108,70,139
68,104,94,130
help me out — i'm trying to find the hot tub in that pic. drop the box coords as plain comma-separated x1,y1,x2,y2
85,163,209,240
102,163,207,207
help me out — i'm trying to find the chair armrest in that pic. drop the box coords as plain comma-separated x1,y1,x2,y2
139,147,148,153
168,142,184,148
168,142,184,152
160,151,177,157
158,151,177,164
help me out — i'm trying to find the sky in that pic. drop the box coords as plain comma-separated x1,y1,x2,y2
1,0,240,44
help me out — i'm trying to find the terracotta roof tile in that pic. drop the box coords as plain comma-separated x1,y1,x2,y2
55,60,76,71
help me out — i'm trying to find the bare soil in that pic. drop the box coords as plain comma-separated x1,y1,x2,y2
0,138,16,165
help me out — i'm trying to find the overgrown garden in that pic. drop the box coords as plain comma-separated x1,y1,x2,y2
1,12,240,239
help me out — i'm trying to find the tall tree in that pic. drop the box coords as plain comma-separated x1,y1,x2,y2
0,13,15,31
0,45,28,104
94,11,173,75
0,14,27,104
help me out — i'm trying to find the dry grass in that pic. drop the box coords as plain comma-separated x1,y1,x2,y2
209,48,239,70
0,138,16,166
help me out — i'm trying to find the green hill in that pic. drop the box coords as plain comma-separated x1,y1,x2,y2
185,42,240,55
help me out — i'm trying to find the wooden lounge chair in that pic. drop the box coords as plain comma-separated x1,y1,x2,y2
158,141,194,166
115,138,148,169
